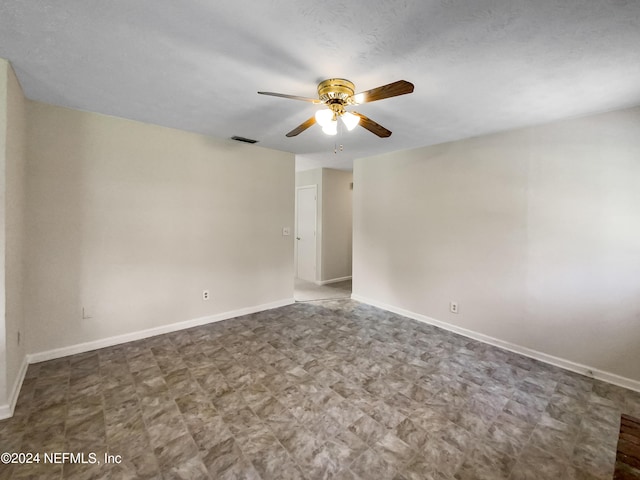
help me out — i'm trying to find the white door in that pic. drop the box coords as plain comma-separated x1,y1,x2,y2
295,186,317,281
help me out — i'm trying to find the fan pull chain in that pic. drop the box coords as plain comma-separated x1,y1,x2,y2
334,118,345,154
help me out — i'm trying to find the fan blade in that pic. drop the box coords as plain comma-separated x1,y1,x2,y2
258,91,321,104
286,116,316,137
353,113,392,138
351,80,414,104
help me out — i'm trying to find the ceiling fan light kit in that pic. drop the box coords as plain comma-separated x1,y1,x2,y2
258,78,414,138
322,120,338,136
315,108,334,126
315,108,360,135
341,111,360,131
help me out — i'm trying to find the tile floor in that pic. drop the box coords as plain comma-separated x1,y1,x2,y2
1,299,639,480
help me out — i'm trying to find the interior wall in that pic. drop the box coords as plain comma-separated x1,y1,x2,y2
321,168,352,282
26,101,295,355
4,62,27,402
353,106,640,384
0,59,8,405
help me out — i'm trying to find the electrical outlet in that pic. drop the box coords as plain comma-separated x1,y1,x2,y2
282,227,290,236
450,301,458,314
202,290,210,301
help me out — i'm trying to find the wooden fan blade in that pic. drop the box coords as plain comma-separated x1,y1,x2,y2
351,80,414,104
286,116,316,137
258,91,321,104
353,113,392,138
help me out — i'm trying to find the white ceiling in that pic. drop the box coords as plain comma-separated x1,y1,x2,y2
1,0,639,171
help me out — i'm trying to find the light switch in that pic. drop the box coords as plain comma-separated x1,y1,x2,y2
282,227,291,236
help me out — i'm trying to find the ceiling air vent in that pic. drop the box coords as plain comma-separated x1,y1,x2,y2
231,136,258,144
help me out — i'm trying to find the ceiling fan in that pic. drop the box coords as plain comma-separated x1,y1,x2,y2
258,78,414,138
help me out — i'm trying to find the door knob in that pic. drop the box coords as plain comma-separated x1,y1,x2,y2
296,237,301,240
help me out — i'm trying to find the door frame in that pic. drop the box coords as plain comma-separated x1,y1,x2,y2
295,185,318,282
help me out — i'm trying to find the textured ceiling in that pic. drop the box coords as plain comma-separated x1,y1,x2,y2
1,0,640,171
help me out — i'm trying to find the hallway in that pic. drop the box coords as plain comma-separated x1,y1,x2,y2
294,278,352,302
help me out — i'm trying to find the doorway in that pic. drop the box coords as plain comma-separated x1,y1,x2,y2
294,169,353,302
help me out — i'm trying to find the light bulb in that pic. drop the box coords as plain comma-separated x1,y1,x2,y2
315,109,333,127
322,120,337,136
341,112,360,131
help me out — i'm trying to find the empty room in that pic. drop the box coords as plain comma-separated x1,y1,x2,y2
1,1,639,479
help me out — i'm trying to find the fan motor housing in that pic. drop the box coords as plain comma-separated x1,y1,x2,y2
317,78,355,104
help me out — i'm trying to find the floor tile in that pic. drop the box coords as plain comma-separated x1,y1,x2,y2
0,299,634,480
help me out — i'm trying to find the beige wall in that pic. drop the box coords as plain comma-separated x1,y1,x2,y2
0,59,28,408
321,169,352,282
4,63,27,404
0,59,7,405
26,102,295,354
353,106,640,384
296,168,352,283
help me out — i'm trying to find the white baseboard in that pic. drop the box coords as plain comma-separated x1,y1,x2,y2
0,355,29,420
27,298,295,365
351,293,640,393
316,276,352,286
